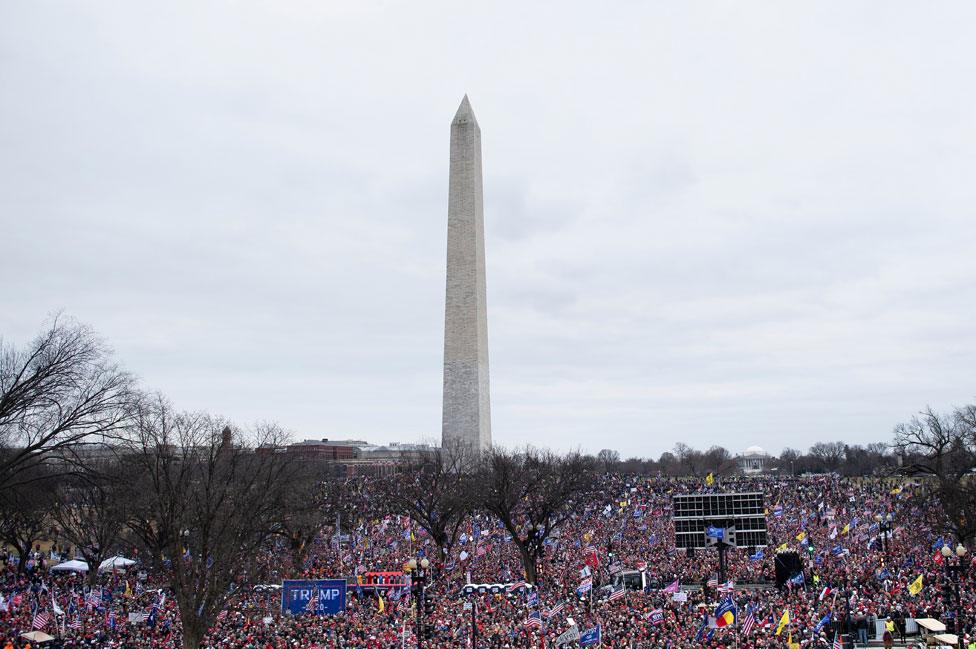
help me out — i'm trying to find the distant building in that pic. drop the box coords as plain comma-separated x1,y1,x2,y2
737,446,769,474
262,437,440,477
286,438,369,461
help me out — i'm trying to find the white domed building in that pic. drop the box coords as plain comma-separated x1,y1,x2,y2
737,446,769,474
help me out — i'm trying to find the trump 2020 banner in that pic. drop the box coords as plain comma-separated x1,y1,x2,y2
281,579,346,615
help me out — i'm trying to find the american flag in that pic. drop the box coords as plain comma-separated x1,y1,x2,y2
833,632,843,649
718,580,735,593
32,611,51,629
544,602,566,619
305,588,318,612
69,616,83,630
741,606,756,635
608,587,627,602
506,582,524,594
216,609,228,621
707,575,719,588
524,611,543,628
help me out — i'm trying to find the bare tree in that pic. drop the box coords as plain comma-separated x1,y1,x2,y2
0,470,56,572
597,449,621,473
477,447,596,585
808,441,847,473
374,441,473,561
703,445,733,474
0,318,133,495
49,456,131,585
271,466,375,573
893,406,976,545
126,395,298,649
673,442,705,476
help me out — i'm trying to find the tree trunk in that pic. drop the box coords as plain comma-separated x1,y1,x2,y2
84,555,100,586
15,545,29,574
517,542,537,585
179,605,208,649
291,541,308,573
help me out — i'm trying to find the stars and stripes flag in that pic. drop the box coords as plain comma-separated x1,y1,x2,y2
608,587,627,602
305,587,318,612
544,602,566,619
707,575,719,588
525,611,543,628
833,632,843,649
717,580,734,593
69,616,83,630
32,611,51,629
741,605,756,635
506,582,525,594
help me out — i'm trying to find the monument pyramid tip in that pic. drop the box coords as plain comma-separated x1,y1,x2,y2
452,94,477,125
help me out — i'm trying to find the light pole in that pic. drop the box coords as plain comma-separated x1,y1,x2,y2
940,543,968,649
874,513,893,555
406,557,431,649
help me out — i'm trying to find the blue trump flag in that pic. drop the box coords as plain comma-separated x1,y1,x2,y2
749,548,764,561
281,580,346,615
813,612,832,635
580,625,602,647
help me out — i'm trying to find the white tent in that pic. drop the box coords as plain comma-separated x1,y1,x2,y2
50,559,89,573
98,556,137,572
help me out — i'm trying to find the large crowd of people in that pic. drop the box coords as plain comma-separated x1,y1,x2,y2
2,474,972,648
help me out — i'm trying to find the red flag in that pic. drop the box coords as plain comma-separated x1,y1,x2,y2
584,550,599,569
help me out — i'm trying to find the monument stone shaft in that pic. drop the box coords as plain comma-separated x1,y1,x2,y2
442,95,491,454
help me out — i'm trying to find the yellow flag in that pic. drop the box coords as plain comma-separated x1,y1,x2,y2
795,531,806,542
776,542,789,553
705,472,715,486
908,574,923,596
813,574,820,584
890,486,903,495
377,595,385,613
124,581,132,598
410,531,415,542
775,609,790,636
841,524,850,535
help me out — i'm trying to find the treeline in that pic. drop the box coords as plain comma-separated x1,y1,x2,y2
590,440,899,477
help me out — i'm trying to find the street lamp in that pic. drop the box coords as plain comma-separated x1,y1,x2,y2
405,557,431,649
940,543,968,649
874,513,894,555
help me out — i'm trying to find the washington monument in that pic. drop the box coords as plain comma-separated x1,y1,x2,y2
441,95,491,455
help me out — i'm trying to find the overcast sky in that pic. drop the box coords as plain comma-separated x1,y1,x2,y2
2,2,974,458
